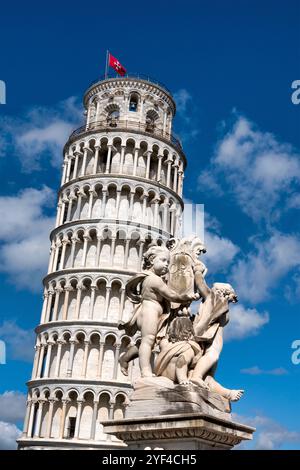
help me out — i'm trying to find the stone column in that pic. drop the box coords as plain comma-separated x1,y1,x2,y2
138,240,145,270
96,236,102,266
81,340,90,377
120,145,125,173
133,148,139,176
54,341,64,377
74,400,83,439
93,145,100,173
89,285,96,319
75,191,83,220
163,201,170,231
34,399,45,437
59,399,68,439
123,239,130,269
67,340,76,376
61,158,68,185
81,147,89,176
113,344,121,379
157,155,163,181
75,286,83,319
141,194,147,224
104,286,111,320
37,344,46,378
55,202,62,227
47,242,56,273
27,401,36,438
118,287,126,321
45,291,54,323
22,400,31,437
166,158,173,187
44,341,54,378
105,145,112,173
82,234,91,266
88,189,96,218
90,400,98,440
128,191,135,220
115,189,121,218
62,286,73,321
66,197,73,222
31,346,40,379
52,287,63,321
59,240,69,270
173,162,179,192
45,399,55,438
53,241,61,272
66,158,72,183
69,236,78,267
110,236,116,265
40,292,49,323
96,341,105,378
145,150,151,179
73,153,79,179
177,169,183,196
101,189,107,218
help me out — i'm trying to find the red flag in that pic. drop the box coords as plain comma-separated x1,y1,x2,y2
109,53,126,76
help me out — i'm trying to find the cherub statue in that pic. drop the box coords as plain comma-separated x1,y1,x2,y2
118,245,199,378
154,316,202,385
190,282,244,401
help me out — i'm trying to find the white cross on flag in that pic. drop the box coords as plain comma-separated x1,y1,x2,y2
109,53,126,76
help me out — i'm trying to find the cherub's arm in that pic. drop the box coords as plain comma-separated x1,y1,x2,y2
152,276,199,303
194,268,210,300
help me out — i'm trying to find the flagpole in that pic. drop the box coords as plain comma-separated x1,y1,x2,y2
105,50,109,79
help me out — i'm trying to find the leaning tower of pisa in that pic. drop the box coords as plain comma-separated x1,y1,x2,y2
18,74,186,449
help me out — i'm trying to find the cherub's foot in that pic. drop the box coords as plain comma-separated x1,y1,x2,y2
119,352,129,376
141,368,155,378
227,389,244,402
190,378,210,390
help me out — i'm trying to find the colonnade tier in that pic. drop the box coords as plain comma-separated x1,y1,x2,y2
39,275,137,328
21,384,130,442
55,178,182,234
30,327,140,384
46,224,175,277
60,134,185,196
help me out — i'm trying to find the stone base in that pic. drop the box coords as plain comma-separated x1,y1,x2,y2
102,377,255,450
103,412,255,450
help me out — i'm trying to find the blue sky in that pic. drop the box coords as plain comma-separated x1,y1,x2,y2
0,0,300,450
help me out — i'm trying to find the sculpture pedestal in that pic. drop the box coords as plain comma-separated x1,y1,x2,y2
103,377,255,450
103,412,255,450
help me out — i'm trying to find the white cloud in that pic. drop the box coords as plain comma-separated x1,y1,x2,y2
0,421,21,450
174,88,199,141
203,229,239,274
198,115,300,223
174,89,192,116
0,186,55,291
0,391,26,423
240,366,288,375
0,321,34,362
1,96,82,172
231,232,300,303
234,414,300,450
224,303,269,340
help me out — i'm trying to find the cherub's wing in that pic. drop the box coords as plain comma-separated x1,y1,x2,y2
125,273,148,304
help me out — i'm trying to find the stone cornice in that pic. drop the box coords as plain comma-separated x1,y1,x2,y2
43,267,137,287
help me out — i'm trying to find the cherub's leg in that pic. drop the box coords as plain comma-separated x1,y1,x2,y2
119,345,139,376
190,329,223,387
139,334,156,377
175,349,194,385
205,376,244,402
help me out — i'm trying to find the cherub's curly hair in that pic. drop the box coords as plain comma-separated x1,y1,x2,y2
168,317,195,343
142,245,170,270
